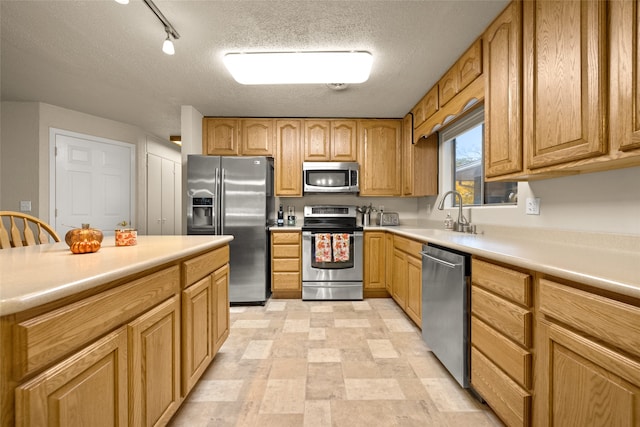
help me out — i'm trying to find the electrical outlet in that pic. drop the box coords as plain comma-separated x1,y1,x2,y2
525,197,540,215
20,200,32,212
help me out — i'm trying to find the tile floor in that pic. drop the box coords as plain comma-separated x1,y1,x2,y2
169,298,504,427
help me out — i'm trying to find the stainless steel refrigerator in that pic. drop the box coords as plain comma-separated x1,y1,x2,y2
187,155,274,304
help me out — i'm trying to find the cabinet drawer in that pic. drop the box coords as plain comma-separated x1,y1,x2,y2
272,244,299,259
472,259,531,306
14,266,180,378
272,232,300,244
472,316,531,389
539,279,640,358
472,347,531,427
273,258,299,272
472,285,532,348
272,272,300,290
393,235,423,256
183,245,230,286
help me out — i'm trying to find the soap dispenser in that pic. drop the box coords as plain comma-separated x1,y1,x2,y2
444,212,454,230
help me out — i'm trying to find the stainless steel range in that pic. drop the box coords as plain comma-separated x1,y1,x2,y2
301,205,363,300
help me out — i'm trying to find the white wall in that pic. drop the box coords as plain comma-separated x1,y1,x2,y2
1,101,181,232
418,166,640,235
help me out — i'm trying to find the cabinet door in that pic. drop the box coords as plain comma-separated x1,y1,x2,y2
213,264,230,354
405,255,422,326
402,114,414,196
304,120,331,161
439,64,459,107
484,1,523,178
331,120,358,161
458,39,483,91
364,232,386,290
241,119,274,156
181,276,213,395
385,233,394,294
523,0,607,169
537,319,640,426
275,120,302,196
358,120,402,196
392,249,408,309
203,118,239,155
413,86,439,130
15,327,128,427
129,296,181,427
610,0,640,153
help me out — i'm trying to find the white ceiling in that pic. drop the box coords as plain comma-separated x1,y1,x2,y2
1,0,509,141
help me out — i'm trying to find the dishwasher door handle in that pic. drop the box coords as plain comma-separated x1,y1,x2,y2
420,252,460,269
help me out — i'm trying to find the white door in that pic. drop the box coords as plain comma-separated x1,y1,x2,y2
54,131,135,237
147,153,178,235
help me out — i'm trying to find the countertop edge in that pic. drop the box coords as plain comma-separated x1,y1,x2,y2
0,236,234,316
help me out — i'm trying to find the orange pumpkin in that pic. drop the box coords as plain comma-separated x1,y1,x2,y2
65,224,103,254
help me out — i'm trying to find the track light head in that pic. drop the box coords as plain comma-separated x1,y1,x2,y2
162,31,175,55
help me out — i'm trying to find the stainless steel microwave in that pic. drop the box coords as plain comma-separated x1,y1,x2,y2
302,162,359,194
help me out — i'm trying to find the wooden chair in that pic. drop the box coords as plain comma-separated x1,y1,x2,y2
0,211,61,249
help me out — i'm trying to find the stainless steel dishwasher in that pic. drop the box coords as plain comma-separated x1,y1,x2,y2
421,244,471,388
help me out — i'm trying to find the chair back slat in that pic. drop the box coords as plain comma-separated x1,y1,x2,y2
0,219,9,249
0,211,60,249
23,218,36,245
10,217,23,247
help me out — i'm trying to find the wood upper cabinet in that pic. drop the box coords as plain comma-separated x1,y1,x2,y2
304,120,331,160
484,1,523,179
358,119,402,196
203,118,240,155
403,114,438,197
275,120,303,196
128,295,181,427
304,120,358,161
364,231,387,294
412,85,439,130
523,0,608,169
241,119,274,156
610,0,640,153
15,327,128,427
439,39,483,108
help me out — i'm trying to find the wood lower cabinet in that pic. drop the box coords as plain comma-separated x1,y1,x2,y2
271,231,302,297
4,244,231,427
128,296,181,427
15,327,128,427
275,120,303,196
390,235,422,327
181,246,230,394
358,119,402,196
364,231,388,298
536,279,640,426
471,258,533,427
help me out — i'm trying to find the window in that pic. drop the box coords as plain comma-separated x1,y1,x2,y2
439,105,517,206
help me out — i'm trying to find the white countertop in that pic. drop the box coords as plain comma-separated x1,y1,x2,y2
0,235,233,316
367,226,640,300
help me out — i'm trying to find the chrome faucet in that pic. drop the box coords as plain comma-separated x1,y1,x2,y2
437,191,473,233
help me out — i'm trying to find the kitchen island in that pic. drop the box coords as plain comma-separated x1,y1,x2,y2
0,235,232,427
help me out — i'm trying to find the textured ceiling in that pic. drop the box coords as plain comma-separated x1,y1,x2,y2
1,0,509,141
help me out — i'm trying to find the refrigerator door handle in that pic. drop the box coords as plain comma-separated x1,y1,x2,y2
220,168,226,234
214,167,220,235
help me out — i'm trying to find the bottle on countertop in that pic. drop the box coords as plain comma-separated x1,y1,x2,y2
277,204,284,226
444,212,454,230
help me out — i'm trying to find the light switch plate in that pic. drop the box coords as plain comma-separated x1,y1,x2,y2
525,197,540,215
20,200,32,212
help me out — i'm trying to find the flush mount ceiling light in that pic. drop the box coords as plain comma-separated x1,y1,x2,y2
223,51,373,85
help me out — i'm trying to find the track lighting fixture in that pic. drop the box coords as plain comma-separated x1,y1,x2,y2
114,0,129,4
142,0,180,55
